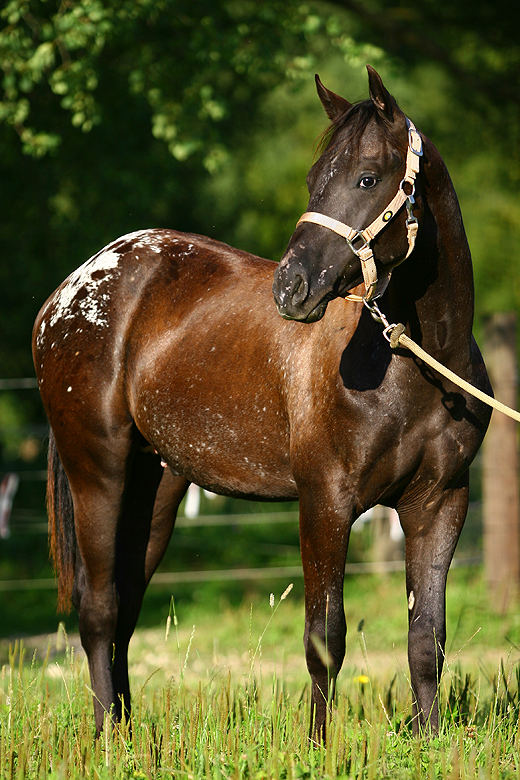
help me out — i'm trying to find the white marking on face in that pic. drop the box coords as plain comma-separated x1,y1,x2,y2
408,590,415,610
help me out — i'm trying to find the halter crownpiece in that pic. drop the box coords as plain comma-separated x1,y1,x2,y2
296,117,423,302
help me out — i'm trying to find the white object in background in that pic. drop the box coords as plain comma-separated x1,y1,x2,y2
183,484,218,519
184,483,201,518
389,508,404,541
0,473,19,539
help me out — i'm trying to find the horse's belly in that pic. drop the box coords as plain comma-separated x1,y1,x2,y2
136,398,297,500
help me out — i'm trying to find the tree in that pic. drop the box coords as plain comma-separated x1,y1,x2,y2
0,0,319,163
482,314,520,610
0,1,363,466
329,0,519,119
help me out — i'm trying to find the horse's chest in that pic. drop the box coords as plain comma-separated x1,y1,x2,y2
340,381,476,505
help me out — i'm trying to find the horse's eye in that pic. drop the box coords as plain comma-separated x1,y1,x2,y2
359,175,378,189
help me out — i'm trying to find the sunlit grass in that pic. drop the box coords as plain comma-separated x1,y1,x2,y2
1,571,520,778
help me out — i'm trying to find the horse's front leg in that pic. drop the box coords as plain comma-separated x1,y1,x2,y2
398,477,469,734
298,481,353,742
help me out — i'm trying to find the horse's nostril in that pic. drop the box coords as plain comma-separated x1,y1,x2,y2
290,273,309,305
272,264,310,312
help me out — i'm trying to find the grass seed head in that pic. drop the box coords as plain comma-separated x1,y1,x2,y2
280,583,293,601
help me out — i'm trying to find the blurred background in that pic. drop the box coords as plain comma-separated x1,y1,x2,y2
0,1,519,644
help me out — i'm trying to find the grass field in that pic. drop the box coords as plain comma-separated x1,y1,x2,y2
1,566,520,777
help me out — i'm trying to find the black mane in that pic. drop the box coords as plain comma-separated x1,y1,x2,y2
316,99,399,157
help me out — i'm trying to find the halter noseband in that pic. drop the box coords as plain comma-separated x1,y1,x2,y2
295,118,423,302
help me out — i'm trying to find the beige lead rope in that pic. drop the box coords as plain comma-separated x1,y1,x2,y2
394,328,520,423
366,303,520,423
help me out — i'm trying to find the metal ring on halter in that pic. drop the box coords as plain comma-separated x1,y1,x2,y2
399,179,415,202
346,231,370,255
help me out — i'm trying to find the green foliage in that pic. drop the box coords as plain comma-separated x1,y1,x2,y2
0,394,27,459
0,0,325,164
328,0,519,120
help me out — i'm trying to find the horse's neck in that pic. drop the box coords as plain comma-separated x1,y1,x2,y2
391,163,475,364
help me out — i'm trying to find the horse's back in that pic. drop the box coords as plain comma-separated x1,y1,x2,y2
33,228,279,373
35,228,273,333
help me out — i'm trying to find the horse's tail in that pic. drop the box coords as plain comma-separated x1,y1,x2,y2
47,429,76,613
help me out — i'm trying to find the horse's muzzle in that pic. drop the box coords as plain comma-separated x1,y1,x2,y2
272,261,316,321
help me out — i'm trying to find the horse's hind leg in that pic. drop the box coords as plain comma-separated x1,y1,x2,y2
144,468,189,583
398,476,468,734
68,456,129,736
112,457,188,720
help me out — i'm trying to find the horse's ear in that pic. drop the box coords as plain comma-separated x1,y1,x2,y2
315,74,352,121
366,65,398,120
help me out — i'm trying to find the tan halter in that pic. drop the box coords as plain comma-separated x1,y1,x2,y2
295,118,423,302
295,117,520,425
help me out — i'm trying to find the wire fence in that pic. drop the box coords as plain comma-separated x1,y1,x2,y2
0,377,483,594
0,556,482,592
0,378,38,390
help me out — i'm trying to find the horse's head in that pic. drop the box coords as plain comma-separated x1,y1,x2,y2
273,66,422,322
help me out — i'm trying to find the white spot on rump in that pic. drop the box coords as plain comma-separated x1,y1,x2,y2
43,228,175,333
131,231,165,252
35,317,47,349
49,248,120,328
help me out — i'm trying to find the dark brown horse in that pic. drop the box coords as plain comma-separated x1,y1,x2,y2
33,66,490,739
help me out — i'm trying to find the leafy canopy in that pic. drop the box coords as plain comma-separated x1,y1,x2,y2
1,0,330,165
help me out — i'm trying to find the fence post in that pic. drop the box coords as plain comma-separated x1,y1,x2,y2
482,312,520,611
371,505,403,573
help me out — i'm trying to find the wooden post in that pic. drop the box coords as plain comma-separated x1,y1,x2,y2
482,312,520,611
371,505,403,573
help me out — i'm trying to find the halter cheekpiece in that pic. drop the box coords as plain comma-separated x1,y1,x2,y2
295,117,423,302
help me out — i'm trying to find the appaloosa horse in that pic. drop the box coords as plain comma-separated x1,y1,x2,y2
33,66,490,738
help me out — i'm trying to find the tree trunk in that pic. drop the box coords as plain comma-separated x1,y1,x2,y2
482,312,520,611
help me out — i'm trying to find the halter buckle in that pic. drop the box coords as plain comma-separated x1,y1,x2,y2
346,231,369,255
406,120,423,157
